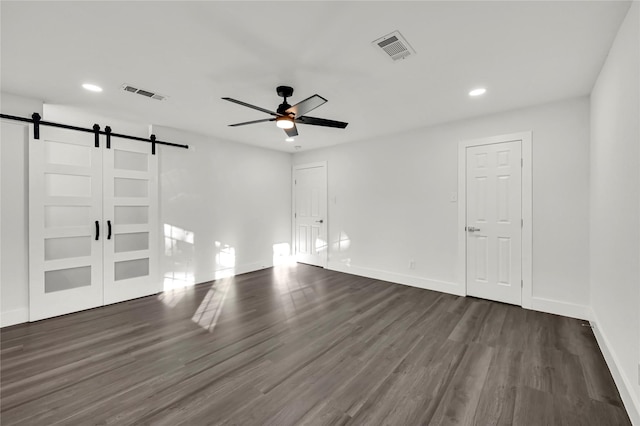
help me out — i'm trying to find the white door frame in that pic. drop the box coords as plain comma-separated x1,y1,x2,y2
457,131,532,309
292,161,328,268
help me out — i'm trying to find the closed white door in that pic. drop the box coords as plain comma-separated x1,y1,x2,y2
466,141,522,305
294,163,327,267
29,126,104,321
103,137,159,304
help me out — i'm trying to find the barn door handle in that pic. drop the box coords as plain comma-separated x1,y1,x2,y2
316,219,324,224
107,220,112,240
95,221,100,240
467,226,480,233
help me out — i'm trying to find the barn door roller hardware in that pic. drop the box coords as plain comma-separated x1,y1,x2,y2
0,112,189,154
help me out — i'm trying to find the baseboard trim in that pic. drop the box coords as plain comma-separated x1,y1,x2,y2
327,262,464,296
1,307,29,328
530,297,592,320
234,261,272,275
591,311,640,426
206,260,272,281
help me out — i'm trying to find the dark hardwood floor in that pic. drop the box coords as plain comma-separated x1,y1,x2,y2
1,263,631,425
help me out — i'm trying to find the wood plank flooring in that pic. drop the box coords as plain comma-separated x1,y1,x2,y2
0,264,631,425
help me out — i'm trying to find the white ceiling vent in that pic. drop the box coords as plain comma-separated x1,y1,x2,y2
121,84,167,101
372,31,416,61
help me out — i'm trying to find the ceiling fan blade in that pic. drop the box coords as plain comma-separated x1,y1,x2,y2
228,118,275,127
285,94,327,118
296,116,348,129
222,97,280,117
284,124,299,137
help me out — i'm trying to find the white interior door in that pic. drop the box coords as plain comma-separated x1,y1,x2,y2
466,141,522,305
29,126,104,321
103,137,159,304
294,162,327,267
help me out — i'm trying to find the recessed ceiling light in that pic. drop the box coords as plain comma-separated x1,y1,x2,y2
82,83,103,92
469,88,486,97
285,137,295,142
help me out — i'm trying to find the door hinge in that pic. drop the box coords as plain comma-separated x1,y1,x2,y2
521,280,523,288
295,212,297,218
521,158,523,167
521,219,523,227
294,179,297,185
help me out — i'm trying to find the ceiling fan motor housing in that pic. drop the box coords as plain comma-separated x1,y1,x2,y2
277,102,292,115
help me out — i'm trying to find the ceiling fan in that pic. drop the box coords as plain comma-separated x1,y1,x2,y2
222,86,348,137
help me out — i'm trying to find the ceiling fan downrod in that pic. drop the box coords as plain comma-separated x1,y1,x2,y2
276,86,294,115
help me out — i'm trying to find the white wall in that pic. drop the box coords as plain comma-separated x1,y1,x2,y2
152,125,292,287
0,92,43,327
590,2,640,423
45,104,151,139
294,96,591,319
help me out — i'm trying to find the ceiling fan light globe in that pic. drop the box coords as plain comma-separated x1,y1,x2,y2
276,117,294,129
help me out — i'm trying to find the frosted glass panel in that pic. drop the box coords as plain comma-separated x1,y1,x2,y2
115,258,149,281
45,141,91,167
115,206,148,224
45,206,91,228
114,149,148,172
45,174,91,197
115,232,149,253
45,236,91,260
45,266,91,293
114,178,148,198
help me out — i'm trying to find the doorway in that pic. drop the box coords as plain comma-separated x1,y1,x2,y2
458,132,532,308
293,162,328,268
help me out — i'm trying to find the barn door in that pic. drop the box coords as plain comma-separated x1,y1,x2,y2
29,126,104,321
103,136,159,304
29,126,160,320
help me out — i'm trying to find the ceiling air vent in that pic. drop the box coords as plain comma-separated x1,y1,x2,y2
121,84,167,101
372,30,416,61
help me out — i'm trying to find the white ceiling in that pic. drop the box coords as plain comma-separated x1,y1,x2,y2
1,1,631,152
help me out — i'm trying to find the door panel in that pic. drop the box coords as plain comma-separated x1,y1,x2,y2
297,225,309,254
103,137,158,304
294,163,327,267
29,126,104,321
466,141,522,305
44,236,92,260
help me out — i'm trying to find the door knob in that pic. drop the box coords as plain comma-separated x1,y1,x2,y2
316,219,324,224
467,226,480,232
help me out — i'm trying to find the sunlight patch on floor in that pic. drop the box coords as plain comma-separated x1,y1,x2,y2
191,279,232,332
